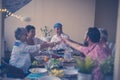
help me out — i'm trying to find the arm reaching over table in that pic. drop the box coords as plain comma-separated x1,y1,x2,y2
61,38,83,52
40,42,60,49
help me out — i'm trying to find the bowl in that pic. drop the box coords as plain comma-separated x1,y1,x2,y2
64,69,78,75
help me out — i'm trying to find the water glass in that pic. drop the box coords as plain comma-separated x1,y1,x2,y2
64,52,72,61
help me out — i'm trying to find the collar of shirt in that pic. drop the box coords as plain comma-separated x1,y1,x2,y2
14,40,27,46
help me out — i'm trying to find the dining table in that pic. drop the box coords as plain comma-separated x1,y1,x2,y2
25,63,78,80
27,49,79,80
2,49,80,80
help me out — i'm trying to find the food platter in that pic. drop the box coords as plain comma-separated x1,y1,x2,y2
29,68,47,74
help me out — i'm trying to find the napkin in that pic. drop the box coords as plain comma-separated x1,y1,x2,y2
26,73,44,79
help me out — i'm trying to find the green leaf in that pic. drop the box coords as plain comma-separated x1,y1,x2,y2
40,26,53,37
75,56,95,74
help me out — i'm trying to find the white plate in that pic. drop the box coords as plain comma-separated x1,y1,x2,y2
39,76,61,80
34,56,44,61
29,68,47,74
64,69,78,75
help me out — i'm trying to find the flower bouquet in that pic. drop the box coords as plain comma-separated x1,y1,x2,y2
40,26,53,42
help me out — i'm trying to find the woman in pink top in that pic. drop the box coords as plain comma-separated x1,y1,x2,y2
62,27,111,80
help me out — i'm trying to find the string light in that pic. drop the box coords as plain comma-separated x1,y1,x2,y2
0,8,7,12
0,8,30,22
0,8,24,21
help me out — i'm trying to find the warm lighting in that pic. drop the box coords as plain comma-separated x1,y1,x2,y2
0,8,7,12
0,8,30,22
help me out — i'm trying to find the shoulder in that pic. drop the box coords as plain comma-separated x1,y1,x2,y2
14,40,22,47
94,43,103,51
51,34,57,38
61,33,70,38
96,43,111,55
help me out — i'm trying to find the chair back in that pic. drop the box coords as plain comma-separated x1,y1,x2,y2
1,58,26,79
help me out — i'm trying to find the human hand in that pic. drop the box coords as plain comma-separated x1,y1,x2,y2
40,42,56,48
49,42,59,48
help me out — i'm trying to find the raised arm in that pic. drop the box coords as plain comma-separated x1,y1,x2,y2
62,38,83,52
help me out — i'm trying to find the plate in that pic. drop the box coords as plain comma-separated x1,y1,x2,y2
34,56,44,61
29,68,47,74
39,76,61,80
64,69,78,75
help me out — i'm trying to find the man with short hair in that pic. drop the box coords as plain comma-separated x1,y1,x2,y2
62,27,111,80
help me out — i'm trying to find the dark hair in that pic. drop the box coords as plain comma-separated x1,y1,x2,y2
87,27,100,43
15,27,27,40
25,25,35,33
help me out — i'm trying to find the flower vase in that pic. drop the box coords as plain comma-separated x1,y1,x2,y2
41,36,51,42
78,72,92,80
